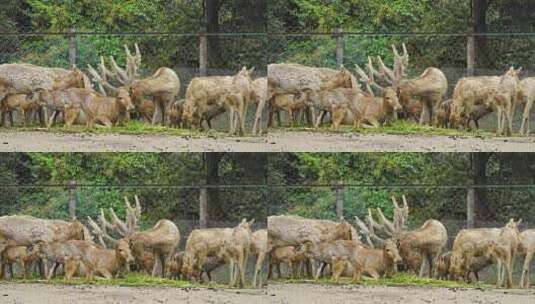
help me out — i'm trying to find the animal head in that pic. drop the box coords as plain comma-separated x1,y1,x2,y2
335,220,354,241
116,87,135,112
383,87,402,112
237,218,255,234
70,220,90,241
448,253,467,280
181,100,201,128
383,239,403,265
504,66,522,80
237,66,255,79
116,238,135,264
505,218,522,234
181,252,201,280
69,67,88,88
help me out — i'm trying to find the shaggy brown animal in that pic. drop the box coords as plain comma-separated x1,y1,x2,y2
80,87,134,128
0,92,42,127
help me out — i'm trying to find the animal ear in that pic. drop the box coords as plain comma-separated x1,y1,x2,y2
248,219,255,226
516,67,523,74
248,67,255,74
516,218,523,226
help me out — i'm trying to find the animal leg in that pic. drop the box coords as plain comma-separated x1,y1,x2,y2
520,251,533,288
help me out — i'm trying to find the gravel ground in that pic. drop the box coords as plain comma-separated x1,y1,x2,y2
1,283,535,304
0,130,534,152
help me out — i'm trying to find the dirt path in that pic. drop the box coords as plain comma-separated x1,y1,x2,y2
0,130,534,152
268,283,535,304
2,283,534,304
0,283,268,304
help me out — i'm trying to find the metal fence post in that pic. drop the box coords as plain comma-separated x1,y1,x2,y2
335,182,344,219
68,27,77,67
466,187,476,228
335,28,344,68
199,186,208,228
68,180,77,219
467,34,475,76
199,27,208,76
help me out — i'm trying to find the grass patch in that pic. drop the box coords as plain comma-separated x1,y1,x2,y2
272,273,491,289
4,121,232,138
8,272,228,289
277,120,500,138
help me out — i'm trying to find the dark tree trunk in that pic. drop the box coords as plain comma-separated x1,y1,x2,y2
205,0,223,68
472,152,491,223
473,0,491,70
206,152,224,220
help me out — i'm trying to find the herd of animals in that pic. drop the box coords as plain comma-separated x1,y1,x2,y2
1,194,535,290
0,43,534,136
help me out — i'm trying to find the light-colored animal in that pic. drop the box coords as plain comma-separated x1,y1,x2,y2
0,216,91,246
517,77,535,135
185,67,254,135
268,63,358,123
251,229,268,288
268,245,307,279
450,67,522,135
182,219,254,287
0,64,87,94
355,196,447,278
217,219,255,287
332,239,402,283
129,67,180,125
63,239,134,281
517,229,535,288
268,215,355,249
484,219,521,288
87,196,180,278
449,219,521,287
251,77,267,134
0,244,41,279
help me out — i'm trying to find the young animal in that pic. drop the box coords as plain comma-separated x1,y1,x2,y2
80,88,134,128
165,99,184,128
332,239,402,283
63,239,134,281
268,245,307,279
484,219,521,288
217,219,255,287
0,93,42,127
350,87,402,128
518,229,535,288
436,251,451,280
268,93,308,127
0,244,41,279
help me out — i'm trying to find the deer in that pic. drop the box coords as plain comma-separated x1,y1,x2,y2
517,229,535,288
87,44,180,125
268,245,308,280
62,239,134,281
517,77,535,136
355,44,448,126
450,67,522,135
87,195,180,278
449,219,522,288
251,77,267,135
0,242,41,279
355,195,447,278
251,229,268,288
